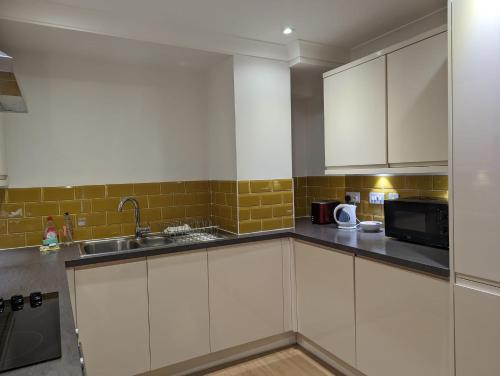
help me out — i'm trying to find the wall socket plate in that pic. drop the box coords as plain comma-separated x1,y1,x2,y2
346,192,360,203
387,192,399,200
369,192,385,205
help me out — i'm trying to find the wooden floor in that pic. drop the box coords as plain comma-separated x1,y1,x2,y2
205,347,338,376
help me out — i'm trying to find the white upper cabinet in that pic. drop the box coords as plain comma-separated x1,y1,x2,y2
355,258,450,376
208,240,285,352
387,32,448,165
295,242,356,366
452,0,500,283
324,56,387,168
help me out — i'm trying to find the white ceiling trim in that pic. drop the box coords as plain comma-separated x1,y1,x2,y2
0,0,350,65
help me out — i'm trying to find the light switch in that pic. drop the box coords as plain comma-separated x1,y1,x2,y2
387,192,399,200
369,192,385,205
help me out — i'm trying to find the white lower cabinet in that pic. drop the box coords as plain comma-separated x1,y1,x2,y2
355,258,450,376
295,241,356,366
455,282,500,376
75,259,150,376
147,249,210,370
208,240,285,352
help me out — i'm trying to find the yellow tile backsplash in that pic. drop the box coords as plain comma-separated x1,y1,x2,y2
0,180,215,249
210,180,238,234
238,179,294,234
294,175,448,222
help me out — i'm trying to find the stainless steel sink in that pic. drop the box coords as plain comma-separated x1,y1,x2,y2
82,238,142,255
135,236,173,248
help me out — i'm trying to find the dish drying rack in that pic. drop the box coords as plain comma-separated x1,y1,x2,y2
161,219,223,243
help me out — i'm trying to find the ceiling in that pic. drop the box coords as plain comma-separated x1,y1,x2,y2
0,19,228,72
0,0,446,62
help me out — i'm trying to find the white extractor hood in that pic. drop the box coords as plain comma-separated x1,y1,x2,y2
0,50,27,113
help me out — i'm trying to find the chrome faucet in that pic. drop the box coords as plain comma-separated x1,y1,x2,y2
118,197,150,239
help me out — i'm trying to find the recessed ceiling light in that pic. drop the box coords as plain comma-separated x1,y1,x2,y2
283,27,294,35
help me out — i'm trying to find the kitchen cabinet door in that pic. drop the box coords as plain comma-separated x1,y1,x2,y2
324,56,387,168
355,258,450,376
455,282,500,376
208,240,284,351
387,32,448,165
452,0,500,283
75,259,150,376
295,241,355,366
148,249,210,370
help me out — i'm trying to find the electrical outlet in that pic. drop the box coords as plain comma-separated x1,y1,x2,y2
78,217,87,226
346,192,360,203
387,192,399,200
369,192,385,205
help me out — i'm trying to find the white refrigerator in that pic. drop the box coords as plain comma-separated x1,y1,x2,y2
452,0,500,375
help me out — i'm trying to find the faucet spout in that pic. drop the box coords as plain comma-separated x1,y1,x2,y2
118,197,149,239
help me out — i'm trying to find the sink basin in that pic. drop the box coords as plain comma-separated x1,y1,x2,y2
82,238,141,255
135,236,173,247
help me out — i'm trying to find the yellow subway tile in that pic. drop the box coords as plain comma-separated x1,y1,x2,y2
161,182,186,194
282,192,293,204
262,218,283,231
0,203,24,218
185,181,209,192
174,193,195,206
345,176,363,188
107,211,135,225
141,208,162,222
73,228,93,241
282,216,294,228
162,207,186,220
420,190,448,199
319,187,337,199
195,192,211,205
250,180,272,193
75,185,105,199
8,188,41,203
273,205,293,217
328,176,346,187
239,208,250,221
272,179,292,192
148,195,174,208
0,220,6,234
433,176,448,190
134,183,161,195
405,176,433,190
238,195,260,207
26,231,43,246
25,202,59,217
398,190,419,198
92,225,122,239
261,193,282,205
307,176,328,187
364,176,404,189
106,184,134,197
43,187,75,201
0,234,26,249
81,200,92,213
186,205,210,217
239,220,262,234
218,181,236,193
76,213,107,227
251,207,273,219
121,223,136,236
238,181,250,194
8,218,43,233
59,200,84,214
92,198,121,212
226,193,237,207
215,193,226,205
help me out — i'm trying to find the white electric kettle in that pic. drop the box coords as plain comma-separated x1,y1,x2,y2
333,204,358,230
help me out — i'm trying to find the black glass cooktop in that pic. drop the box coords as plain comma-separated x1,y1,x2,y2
0,292,61,373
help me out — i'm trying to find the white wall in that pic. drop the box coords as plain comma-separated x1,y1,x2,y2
233,55,292,180
350,8,446,60
3,49,210,187
207,57,237,180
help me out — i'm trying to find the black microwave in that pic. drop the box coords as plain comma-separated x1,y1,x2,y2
384,197,449,249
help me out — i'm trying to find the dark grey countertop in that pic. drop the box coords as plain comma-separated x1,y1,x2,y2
0,245,82,376
0,217,449,374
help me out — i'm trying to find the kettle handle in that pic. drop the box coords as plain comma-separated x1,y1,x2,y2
333,204,349,225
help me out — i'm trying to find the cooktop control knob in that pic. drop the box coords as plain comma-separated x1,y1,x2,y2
11,295,24,311
0,298,4,313
30,292,43,308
